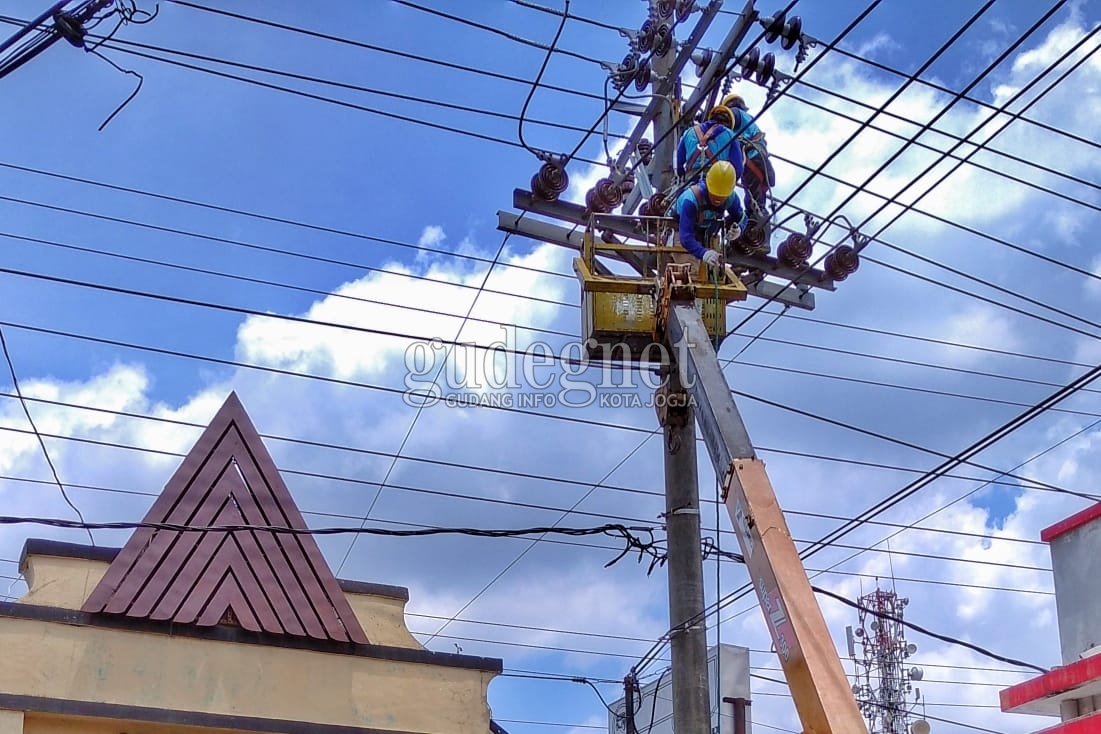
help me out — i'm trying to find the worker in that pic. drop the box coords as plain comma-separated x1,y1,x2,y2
669,160,747,272
676,106,745,183
721,93,775,222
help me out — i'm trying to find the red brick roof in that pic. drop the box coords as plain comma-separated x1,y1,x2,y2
81,392,369,644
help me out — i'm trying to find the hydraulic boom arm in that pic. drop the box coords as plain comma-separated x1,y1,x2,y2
665,301,868,734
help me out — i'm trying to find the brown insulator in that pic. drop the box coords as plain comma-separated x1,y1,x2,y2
594,177,623,210
824,245,860,281
619,177,635,195
585,188,603,214
637,138,654,165
653,23,673,56
781,16,803,50
656,0,675,19
637,18,655,52
675,0,694,22
531,162,568,202
634,57,652,91
757,52,776,86
763,11,786,44
612,52,639,91
639,200,651,217
777,233,811,268
739,47,760,78
741,224,765,249
647,192,668,217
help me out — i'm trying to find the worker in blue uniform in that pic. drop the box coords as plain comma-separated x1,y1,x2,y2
720,94,775,222
669,160,748,271
676,105,745,183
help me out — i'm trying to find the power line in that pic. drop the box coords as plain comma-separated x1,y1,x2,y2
3,302,1097,507
334,227,517,575
824,30,1101,159
811,584,1046,673
388,0,602,67
0,514,661,565
0,328,93,545
725,0,1068,337
0,389,1070,533
144,1,610,103
8,202,1098,400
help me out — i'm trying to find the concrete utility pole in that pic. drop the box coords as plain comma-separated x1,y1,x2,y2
651,4,712,733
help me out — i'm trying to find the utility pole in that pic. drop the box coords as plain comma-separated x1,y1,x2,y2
651,3,711,732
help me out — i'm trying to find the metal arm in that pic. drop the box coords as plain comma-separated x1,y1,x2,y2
665,302,868,734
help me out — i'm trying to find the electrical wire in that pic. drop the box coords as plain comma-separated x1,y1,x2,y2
153,1,609,102
518,0,571,156
0,388,1075,532
388,0,601,66
0,0,1083,704
0,328,93,545
724,0,1069,338
333,226,520,576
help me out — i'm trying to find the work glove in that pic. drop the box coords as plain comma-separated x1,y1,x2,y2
702,250,722,269
726,224,742,242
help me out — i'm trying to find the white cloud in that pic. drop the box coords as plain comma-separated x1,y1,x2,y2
418,224,446,249
939,305,1023,365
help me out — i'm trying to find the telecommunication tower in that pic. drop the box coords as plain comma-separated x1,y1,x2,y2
845,588,931,734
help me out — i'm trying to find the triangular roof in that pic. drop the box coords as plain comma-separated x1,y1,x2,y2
81,391,369,644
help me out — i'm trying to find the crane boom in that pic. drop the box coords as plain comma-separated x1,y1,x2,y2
665,299,868,734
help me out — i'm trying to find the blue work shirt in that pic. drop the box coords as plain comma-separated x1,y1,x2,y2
676,121,744,180
731,109,765,155
672,183,747,259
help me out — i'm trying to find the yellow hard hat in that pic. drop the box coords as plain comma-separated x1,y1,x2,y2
707,104,734,128
722,93,748,110
705,161,737,198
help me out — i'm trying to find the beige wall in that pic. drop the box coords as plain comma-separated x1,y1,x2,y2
19,552,423,650
5,551,498,734
0,711,23,734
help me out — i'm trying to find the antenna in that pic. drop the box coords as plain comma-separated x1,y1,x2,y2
845,584,929,734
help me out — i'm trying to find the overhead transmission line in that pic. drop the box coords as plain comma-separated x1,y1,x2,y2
8,15,1101,352
824,33,1101,155
0,391,1081,544
0,466,1048,601
0,507,1048,676
3,154,1099,386
1,253,1096,505
1,381,1082,506
15,223,1101,421
388,0,602,67
676,359,1101,672
334,0,581,578
6,223,1090,400
123,0,611,103
0,330,93,545
5,193,1101,403
771,414,1101,622
416,0,895,646
725,0,1067,337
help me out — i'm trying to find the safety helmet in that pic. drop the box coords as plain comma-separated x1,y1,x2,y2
707,105,734,128
721,93,748,110
705,160,737,198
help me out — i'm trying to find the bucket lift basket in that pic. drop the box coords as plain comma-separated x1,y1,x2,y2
571,214,747,365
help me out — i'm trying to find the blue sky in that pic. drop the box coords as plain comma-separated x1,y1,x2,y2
2,1,1101,733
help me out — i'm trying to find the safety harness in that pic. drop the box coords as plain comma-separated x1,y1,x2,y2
684,123,725,176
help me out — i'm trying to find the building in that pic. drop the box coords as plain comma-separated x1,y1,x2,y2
0,392,502,734
999,501,1101,733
